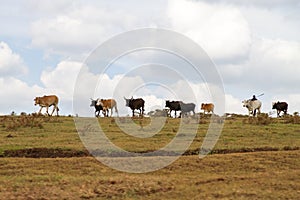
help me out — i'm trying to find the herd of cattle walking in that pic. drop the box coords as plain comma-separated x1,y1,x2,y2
33,94,289,118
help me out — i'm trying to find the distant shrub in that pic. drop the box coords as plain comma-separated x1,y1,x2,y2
225,113,249,120
284,113,300,124
243,113,272,125
0,115,64,131
148,109,168,117
20,112,27,116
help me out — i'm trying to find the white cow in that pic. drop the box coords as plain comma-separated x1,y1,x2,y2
242,99,262,117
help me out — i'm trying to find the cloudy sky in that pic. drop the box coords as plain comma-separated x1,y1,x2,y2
1,0,300,116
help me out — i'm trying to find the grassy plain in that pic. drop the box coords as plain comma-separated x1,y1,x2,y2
0,115,299,199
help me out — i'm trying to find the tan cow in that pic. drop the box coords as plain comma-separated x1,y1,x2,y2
97,99,118,117
34,95,59,116
201,103,214,114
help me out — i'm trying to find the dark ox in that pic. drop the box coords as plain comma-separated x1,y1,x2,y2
180,102,196,117
34,95,59,116
124,97,145,117
272,101,288,117
165,100,181,118
90,99,105,117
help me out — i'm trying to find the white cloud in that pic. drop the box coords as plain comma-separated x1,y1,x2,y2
0,77,42,114
167,0,252,60
41,60,82,99
29,3,151,57
219,38,300,92
0,42,27,77
209,0,300,8
225,94,244,114
240,6,300,41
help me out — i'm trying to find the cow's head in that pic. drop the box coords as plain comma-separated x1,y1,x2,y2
90,99,97,107
34,97,40,106
242,100,249,108
165,100,170,107
201,103,205,109
124,97,130,107
272,102,277,109
96,99,103,107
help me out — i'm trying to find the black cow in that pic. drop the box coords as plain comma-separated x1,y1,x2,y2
90,99,106,117
272,101,288,117
165,100,181,118
124,97,145,117
180,102,196,117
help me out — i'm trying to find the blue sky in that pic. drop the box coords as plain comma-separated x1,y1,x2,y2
1,0,300,116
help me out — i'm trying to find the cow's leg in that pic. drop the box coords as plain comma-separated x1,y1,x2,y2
50,105,56,116
132,109,135,117
255,108,260,117
115,106,119,117
174,110,177,118
38,106,43,114
46,106,50,116
110,108,113,117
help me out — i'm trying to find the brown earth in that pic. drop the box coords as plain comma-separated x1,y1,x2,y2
2,146,299,158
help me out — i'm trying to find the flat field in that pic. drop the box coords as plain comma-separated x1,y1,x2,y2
0,115,299,199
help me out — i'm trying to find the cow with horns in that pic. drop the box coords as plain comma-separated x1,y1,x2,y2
242,99,262,117
165,100,181,118
90,99,105,117
272,101,288,117
124,97,145,117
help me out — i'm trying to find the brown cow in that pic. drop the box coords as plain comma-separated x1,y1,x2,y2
97,99,118,117
34,95,59,116
201,103,214,114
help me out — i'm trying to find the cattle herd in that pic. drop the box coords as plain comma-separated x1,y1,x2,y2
33,94,289,118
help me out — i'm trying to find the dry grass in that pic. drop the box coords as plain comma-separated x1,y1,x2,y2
0,151,299,199
0,115,300,199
